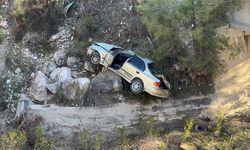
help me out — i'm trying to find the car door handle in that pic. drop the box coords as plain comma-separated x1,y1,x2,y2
136,71,140,74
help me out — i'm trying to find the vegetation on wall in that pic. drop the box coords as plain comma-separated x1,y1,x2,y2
137,0,237,76
10,0,63,43
0,129,27,150
136,0,239,97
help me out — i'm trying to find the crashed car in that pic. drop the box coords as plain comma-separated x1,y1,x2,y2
87,42,170,98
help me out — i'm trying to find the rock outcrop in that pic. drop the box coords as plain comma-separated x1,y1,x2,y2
50,67,73,83
29,71,51,103
25,96,211,148
41,60,58,76
53,50,67,67
62,78,90,101
90,70,123,93
15,94,33,120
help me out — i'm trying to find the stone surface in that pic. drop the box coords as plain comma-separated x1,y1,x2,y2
50,67,73,83
90,70,123,93
46,82,60,94
84,61,96,73
29,71,51,103
41,60,58,76
53,50,66,67
67,56,79,69
25,96,211,148
15,94,33,119
62,78,90,101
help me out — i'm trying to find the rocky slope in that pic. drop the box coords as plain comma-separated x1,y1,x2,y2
0,0,249,149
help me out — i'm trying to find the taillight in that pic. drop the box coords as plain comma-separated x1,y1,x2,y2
153,82,161,87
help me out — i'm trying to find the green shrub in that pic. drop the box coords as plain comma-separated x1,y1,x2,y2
11,0,26,23
183,118,194,141
34,126,53,150
10,0,63,42
0,129,27,150
116,127,129,150
138,114,157,137
4,47,37,101
66,41,90,59
94,132,103,150
80,129,89,150
0,29,4,44
215,112,224,136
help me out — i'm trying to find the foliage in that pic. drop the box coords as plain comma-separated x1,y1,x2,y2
34,126,53,150
3,47,37,102
138,113,157,137
137,0,238,78
5,47,36,75
183,118,194,141
158,140,166,149
163,116,249,149
10,0,63,42
116,127,129,150
80,129,89,150
66,41,90,59
0,29,4,44
94,132,103,150
73,0,99,41
215,112,224,136
0,129,27,150
137,0,183,62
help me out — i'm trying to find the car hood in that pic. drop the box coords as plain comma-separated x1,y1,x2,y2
94,42,123,51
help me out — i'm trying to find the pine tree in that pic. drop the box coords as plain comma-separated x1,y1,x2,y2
137,0,237,77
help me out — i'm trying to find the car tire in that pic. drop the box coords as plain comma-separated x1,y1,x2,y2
130,79,143,94
90,51,100,65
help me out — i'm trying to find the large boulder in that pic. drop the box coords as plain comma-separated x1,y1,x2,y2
41,60,58,76
53,50,66,67
46,82,60,94
62,78,90,101
90,70,123,93
50,67,73,83
84,61,96,73
67,56,79,69
29,71,51,103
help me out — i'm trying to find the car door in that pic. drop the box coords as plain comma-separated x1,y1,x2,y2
120,55,146,82
102,52,114,68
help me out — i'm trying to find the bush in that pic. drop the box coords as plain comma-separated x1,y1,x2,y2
116,127,129,150
183,118,194,141
215,112,224,137
80,129,89,150
34,126,53,150
138,113,157,137
10,0,63,42
3,47,37,101
66,41,90,59
0,29,4,44
94,133,103,150
0,129,27,150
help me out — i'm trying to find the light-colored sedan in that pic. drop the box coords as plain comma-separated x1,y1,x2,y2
87,42,170,98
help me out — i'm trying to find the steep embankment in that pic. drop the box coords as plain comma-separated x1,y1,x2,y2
208,58,250,117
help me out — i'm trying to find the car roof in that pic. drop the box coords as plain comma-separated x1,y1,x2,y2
94,42,123,51
138,56,153,64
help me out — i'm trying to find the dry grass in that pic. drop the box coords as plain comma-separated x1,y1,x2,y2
208,58,250,117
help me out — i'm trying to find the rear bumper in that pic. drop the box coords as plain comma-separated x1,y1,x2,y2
145,86,170,98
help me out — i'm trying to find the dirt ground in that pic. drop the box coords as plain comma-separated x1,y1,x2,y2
208,58,250,117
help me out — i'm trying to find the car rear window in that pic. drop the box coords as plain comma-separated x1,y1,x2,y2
128,55,146,71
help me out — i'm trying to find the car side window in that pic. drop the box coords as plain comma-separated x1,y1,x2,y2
128,56,145,71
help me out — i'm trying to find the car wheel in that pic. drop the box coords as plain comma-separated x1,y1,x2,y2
130,79,143,94
90,51,100,65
